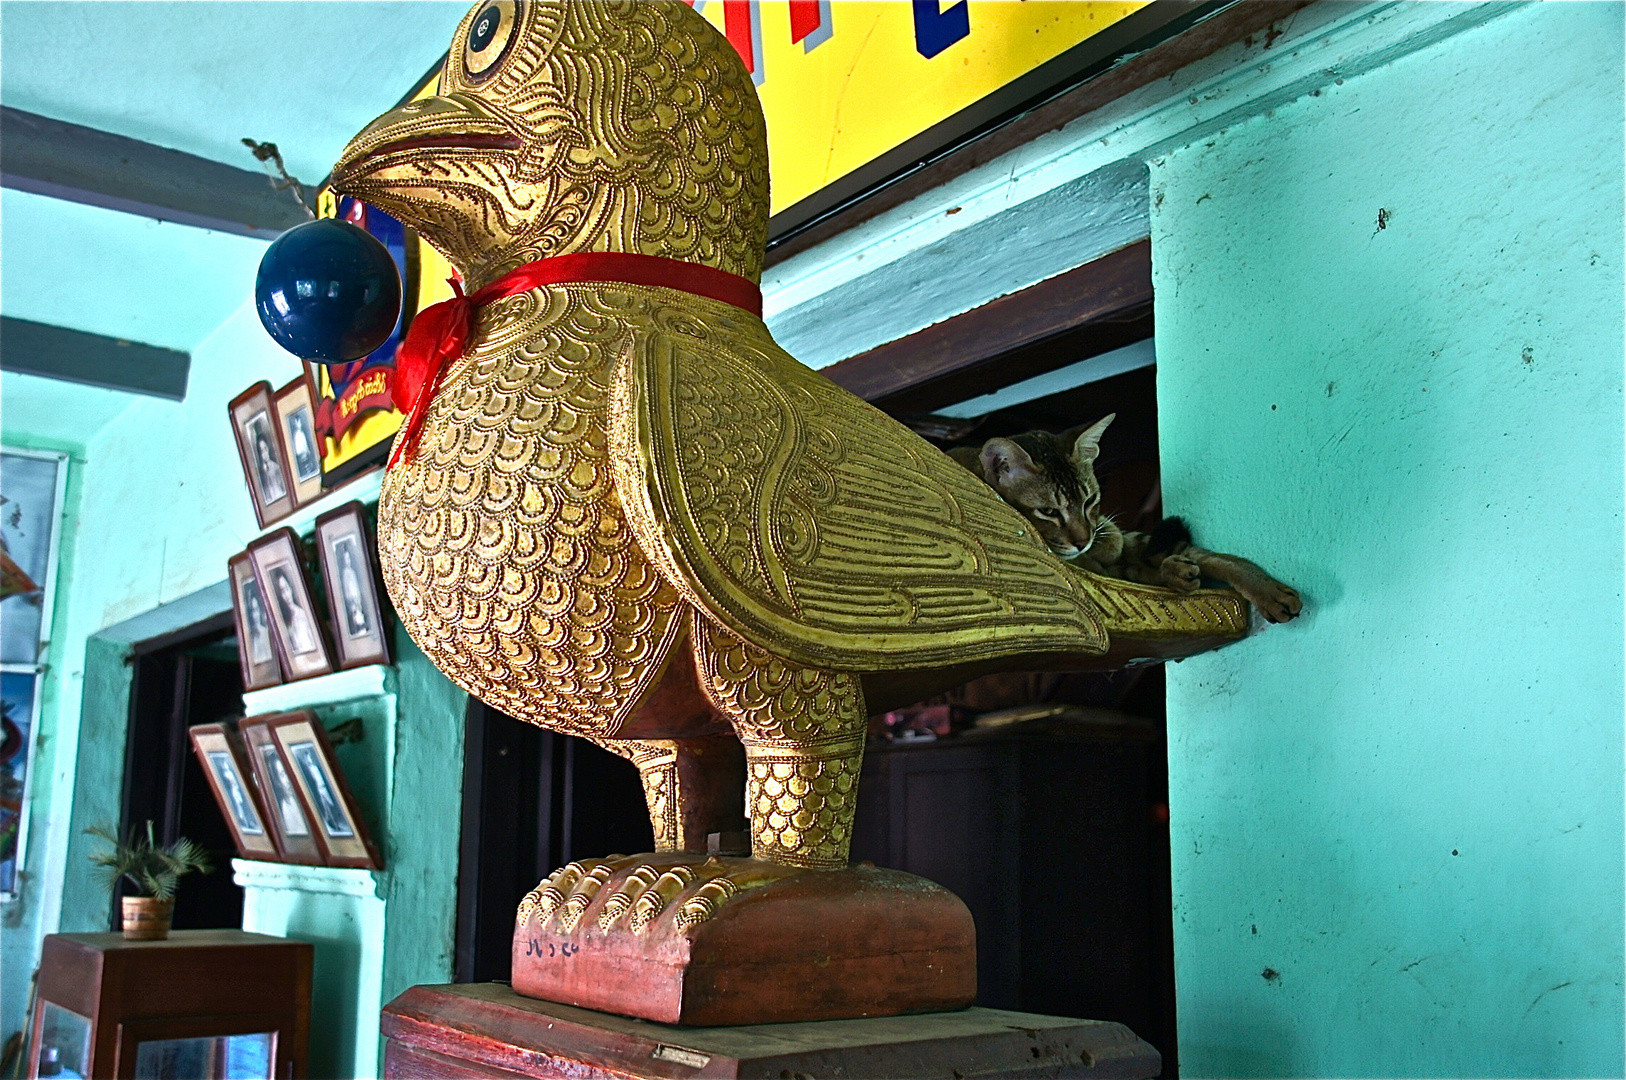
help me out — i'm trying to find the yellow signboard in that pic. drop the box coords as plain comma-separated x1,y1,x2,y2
685,0,1153,222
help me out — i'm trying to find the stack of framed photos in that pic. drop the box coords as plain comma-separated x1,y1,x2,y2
228,502,390,690
188,712,382,869
229,378,326,528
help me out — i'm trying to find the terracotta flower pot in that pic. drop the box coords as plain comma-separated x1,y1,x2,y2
121,896,174,940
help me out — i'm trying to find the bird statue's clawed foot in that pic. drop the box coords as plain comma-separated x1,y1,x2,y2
512,852,976,1025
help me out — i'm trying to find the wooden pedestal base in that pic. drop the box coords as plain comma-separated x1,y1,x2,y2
382,983,1162,1079
511,855,976,1026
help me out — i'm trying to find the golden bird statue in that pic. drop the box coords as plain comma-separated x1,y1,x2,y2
330,0,1248,1021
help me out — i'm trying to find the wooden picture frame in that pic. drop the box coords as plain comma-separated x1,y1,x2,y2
237,716,323,866
228,552,283,691
274,377,324,505
247,530,334,681
267,711,382,870
228,382,296,527
314,503,391,669
187,723,280,861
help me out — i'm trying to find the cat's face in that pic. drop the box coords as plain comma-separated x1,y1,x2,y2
979,414,1124,563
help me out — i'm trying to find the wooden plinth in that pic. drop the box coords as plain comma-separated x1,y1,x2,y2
511,855,977,1026
382,983,1162,1079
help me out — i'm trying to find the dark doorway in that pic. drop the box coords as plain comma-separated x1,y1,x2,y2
119,612,246,931
454,701,653,983
855,340,1179,1077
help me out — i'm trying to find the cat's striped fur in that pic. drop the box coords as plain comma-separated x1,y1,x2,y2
950,414,1301,623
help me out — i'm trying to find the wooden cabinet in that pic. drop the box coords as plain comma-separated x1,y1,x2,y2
850,719,1176,1069
29,930,312,1080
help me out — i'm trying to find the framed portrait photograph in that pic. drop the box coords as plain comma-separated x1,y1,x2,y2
229,552,283,691
237,715,322,865
229,382,297,528
267,711,382,870
187,723,279,861
275,376,325,506
247,529,334,681
314,503,391,669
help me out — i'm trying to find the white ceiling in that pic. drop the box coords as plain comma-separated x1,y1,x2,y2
1,1,468,187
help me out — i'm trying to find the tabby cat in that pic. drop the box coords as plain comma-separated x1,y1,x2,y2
950,414,1302,623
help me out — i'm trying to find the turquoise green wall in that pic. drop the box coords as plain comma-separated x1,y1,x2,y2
378,627,468,1002
239,865,386,1080
1152,4,1623,1075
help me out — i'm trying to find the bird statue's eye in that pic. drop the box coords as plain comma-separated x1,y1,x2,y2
463,0,519,82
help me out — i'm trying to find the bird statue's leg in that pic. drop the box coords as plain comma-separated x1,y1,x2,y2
591,736,746,853
690,615,866,870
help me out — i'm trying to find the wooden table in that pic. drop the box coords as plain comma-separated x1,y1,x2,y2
30,930,311,1079
382,982,1161,1079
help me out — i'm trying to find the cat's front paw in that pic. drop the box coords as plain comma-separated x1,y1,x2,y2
1242,580,1302,623
1159,554,1202,593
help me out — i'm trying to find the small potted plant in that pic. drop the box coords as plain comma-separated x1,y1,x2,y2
85,821,212,940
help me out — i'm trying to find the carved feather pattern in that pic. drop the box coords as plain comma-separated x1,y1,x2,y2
613,293,1111,671
378,287,687,737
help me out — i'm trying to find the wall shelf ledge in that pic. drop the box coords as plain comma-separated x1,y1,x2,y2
242,664,395,714
233,857,384,900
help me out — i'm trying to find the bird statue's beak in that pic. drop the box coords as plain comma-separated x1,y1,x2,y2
331,92,520,189
329,92,528,284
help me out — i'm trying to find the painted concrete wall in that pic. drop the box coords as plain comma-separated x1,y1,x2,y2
1151,3,1623,1075
239,863,387,1080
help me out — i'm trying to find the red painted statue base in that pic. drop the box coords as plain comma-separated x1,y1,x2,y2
511,854,977,1026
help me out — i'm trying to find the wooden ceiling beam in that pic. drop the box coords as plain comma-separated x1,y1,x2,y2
819,239,1152,416
1,316,190,400
0,107,309,240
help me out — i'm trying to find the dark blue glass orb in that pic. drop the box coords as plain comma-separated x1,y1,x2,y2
255,218,402,363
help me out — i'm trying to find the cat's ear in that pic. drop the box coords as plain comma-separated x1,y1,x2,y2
1071,413,1116,466
980,438,1039,484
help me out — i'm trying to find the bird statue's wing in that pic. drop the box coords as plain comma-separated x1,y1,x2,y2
610,297,1109,672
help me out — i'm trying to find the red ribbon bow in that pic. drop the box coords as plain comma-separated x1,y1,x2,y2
388,251,763,469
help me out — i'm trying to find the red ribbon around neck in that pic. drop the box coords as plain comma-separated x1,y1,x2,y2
387,251,763,469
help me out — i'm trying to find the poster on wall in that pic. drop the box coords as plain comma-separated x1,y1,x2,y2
0,447,66,901
1,449,67,663
0,668,39,897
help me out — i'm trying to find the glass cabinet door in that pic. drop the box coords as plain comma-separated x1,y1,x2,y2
132,1033,275,1080
34,1002,92,1079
